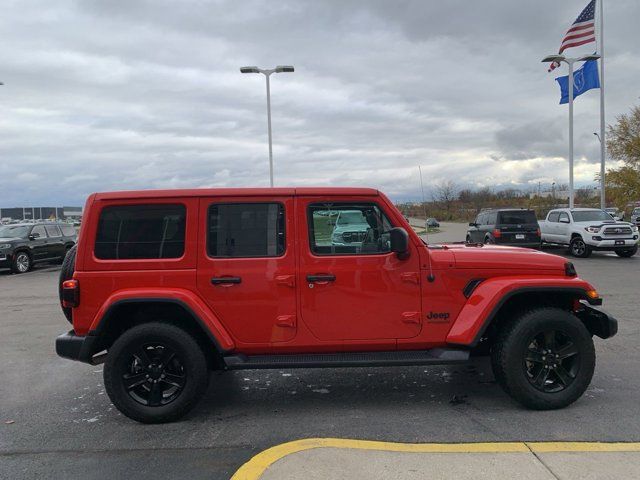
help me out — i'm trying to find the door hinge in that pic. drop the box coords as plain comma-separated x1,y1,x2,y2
276,315,296,328
401,311,421,324
400,272,420,284
275,274,296,288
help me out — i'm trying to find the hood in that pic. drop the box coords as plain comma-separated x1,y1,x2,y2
0,237,21,243
432,243,567,272
573,220,634,228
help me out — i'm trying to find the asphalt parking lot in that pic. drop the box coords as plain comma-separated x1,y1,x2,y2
1,223,639,479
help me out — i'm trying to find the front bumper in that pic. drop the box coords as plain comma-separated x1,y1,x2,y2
0,253,11,267
56,330,103,364
588,236,638,250
575,305,618,339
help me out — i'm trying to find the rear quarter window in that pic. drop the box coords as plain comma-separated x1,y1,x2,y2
60,225,76,237
95,204,186,259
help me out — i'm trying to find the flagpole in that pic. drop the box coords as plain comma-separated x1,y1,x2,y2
569,60,575,209
598,0,606,210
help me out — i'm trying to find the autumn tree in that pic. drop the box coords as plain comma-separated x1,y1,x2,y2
605,105,640,208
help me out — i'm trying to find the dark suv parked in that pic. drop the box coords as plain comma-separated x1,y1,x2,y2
0,223,77,273
466,209,541,248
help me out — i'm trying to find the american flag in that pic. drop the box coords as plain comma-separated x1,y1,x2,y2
548,0,596,72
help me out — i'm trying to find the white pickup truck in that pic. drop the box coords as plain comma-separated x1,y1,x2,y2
540,208,639,258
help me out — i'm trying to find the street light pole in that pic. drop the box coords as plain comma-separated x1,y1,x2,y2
240,65,295,187
542,54,601,209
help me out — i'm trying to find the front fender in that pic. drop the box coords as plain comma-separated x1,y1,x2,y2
446,276,597,347
89,288,235,352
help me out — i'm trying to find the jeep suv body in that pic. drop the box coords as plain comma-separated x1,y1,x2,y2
0,222,77,273
56,188,617,423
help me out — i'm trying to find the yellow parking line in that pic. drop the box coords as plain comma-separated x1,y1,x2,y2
230,438,640,480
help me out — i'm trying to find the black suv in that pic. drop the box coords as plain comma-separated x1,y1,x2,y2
466,208,541,248
0,223,77,273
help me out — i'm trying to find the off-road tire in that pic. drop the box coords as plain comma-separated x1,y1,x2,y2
491,307,595,410
569,236,592,258
615,244,638,258
11,251,32,274
58,245,77,323
104,322,209,424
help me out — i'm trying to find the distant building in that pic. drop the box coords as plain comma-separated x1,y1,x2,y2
0,206,83,221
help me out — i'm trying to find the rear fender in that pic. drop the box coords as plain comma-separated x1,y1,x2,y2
89,288,235,352
446,276,597,347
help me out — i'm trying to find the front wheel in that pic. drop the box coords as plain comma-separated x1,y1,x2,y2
491,307,595,410
104,322,209,423
569,236,591,258
615,244,638,258
11,251,32,273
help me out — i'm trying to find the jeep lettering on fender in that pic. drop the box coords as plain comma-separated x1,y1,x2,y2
55,187,618,423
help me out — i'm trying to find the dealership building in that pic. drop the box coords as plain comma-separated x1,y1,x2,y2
0,206,83,222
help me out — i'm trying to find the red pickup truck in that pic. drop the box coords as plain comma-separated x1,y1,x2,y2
56,187,617,423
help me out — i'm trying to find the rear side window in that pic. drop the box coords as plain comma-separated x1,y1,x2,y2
95,204,186,260
548,212,560,222
207,203,285,258
498,211,537,225
60,225,76,237
45,225,61,237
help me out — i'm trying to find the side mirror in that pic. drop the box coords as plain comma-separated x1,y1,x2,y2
390,227,410,259
559,218,570,224
29,233,40,240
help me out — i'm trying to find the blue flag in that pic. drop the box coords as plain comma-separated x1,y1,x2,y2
556,60,600,104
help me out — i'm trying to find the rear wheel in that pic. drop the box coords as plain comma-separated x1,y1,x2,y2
11,251,32,274
569,236,591,258
104,322,209,423
484,236,494,245
491,307,595,410
615,244,638,258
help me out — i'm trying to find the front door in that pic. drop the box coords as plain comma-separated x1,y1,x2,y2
29,224,49,260
196,197,297,345
298,198,422,341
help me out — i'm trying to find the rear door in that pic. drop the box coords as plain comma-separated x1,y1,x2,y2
44,225,65,259
297,197,422,342
557,211,571,243
497,211,539,244
196,196,297,345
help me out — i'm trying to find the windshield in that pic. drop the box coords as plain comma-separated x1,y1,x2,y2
572,210,616,222
498,211,537,225
336,211,366,225
0,225,30,238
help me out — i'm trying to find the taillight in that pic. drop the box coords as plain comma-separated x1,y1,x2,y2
492,229,502,238
62,279,79,308
536,228,541,237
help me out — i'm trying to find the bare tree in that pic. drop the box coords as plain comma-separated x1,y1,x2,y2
432,180,457,218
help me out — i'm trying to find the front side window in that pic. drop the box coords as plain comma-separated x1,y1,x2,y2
31,225,47,238
95,204,186,260
308,203,393,255
559,212,570,223
572,210,617,222
207,203,285,258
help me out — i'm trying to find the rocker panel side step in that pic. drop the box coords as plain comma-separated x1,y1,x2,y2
223,348,470,370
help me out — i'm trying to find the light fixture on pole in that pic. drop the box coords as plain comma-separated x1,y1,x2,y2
542,53,600,209
240,65,295,187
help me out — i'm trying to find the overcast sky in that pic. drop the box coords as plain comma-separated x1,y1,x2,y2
1,0,639,206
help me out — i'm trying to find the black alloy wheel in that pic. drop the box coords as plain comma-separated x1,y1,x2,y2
570,237,591,258
122,343,186,407
523,329,579,393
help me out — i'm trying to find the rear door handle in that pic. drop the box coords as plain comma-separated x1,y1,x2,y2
306,274,336,283
211,276,242,285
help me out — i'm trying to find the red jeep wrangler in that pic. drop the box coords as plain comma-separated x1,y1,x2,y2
56,188,617,423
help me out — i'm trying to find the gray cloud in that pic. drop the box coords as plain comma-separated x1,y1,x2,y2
1,0,638,206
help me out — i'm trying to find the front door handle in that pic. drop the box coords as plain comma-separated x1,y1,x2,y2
211,276,242,285
306,274,336,283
